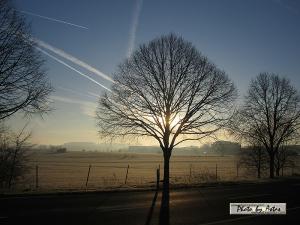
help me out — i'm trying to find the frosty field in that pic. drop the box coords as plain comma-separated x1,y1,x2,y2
18,151,299,191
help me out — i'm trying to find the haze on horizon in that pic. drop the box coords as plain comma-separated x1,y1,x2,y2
6,0,300,145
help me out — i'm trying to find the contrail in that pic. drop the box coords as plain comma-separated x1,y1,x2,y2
33,38,115,83
127,0,143,57
56,86,99,99
35,46,111,92
18,10,88,29
6,29,111,92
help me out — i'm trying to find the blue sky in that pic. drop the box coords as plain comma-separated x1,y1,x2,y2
8,0,300,145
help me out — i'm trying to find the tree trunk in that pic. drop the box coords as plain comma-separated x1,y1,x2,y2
257,164,261,179
8,147,19,189
159,151,170,225
274,152,280,177
276,166,280,176
269,153,275,178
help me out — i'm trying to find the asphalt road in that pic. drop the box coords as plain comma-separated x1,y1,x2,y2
0,178,299,225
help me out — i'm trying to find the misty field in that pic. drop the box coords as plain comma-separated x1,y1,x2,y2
17,151,299,191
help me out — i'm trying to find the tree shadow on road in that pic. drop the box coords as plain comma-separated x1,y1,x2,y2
144,187,159,225
145,168,160,225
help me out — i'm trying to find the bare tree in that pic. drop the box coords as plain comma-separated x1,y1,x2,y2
274,144,295,176
96,34,237,224
239,142,268,179
0,124,10,188
0,0,52,120
0,124,31,189
231,73,300,178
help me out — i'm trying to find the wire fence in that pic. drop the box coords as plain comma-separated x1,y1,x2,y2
12,159,300,191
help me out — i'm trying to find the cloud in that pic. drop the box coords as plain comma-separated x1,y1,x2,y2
34,38,115,83
51,95,87,105
51,95,97,117
127,0,143,57
34,45,112,92
80,102,98,117
87,91,100,98
18,10,88,29
56,86,98,99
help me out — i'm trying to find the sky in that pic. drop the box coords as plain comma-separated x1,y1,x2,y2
7,0,300,145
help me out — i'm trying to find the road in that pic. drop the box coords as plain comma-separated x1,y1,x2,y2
0,178,299,225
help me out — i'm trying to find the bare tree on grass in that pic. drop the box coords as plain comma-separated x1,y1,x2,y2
0,124,31,189
0,0,52,120
231,73,300,178
239,142,268,178
0,125,10,188
96,34,237,224
274,144,296,176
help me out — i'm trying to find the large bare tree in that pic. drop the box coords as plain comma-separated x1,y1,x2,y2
231,73,300,178
96,34,237,224
0,0,52,120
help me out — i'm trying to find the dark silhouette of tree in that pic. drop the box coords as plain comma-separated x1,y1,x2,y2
96,34,237,224
274,144,295,176
0,124,31,189
0,0,52,120
231,73,300,178
239,142,268,178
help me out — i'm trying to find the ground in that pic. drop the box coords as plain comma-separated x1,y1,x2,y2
1,177,299,225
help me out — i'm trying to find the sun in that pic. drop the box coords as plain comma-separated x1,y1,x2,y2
146,114,182,130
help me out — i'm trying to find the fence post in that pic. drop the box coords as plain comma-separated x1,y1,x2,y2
236,163,239,177
125,164,130,184
85,164,91,190
215,164,218,180
35,165,39,189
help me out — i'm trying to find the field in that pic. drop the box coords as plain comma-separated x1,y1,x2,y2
16,151,300,191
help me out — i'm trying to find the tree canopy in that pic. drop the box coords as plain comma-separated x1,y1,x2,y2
97,34,237,152
231,73,300,177
0,0,52,120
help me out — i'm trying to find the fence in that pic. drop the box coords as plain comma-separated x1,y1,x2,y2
12,159,300,191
